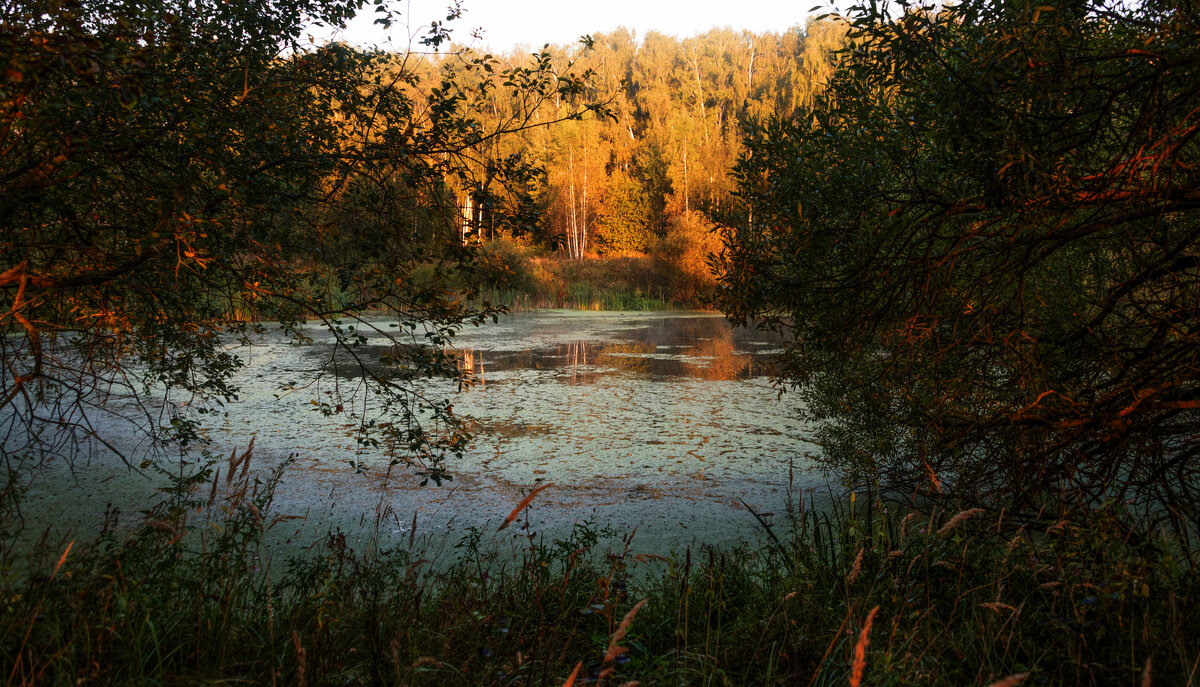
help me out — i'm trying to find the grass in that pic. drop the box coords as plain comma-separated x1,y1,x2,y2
2,455,1198,686
477,283,676,313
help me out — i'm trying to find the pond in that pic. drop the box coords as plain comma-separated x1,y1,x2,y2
19,311,822,554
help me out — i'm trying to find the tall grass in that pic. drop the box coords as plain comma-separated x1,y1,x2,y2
476,284,675,312
2,455,1197,686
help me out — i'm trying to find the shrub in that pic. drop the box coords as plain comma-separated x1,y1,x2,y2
653,213,723,303
474,237,538,291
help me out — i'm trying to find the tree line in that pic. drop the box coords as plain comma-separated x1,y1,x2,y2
439,21,846,256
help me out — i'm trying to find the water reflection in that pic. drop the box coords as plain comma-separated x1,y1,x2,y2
446,314,777,387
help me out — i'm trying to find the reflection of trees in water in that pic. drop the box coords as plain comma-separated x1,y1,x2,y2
597,342,654,375
453,349,485,389
564,340,589,368
448,325,764,387
563,340,598,384
683,331,753,380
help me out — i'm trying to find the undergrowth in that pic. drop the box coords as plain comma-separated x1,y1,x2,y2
1,454,1197,686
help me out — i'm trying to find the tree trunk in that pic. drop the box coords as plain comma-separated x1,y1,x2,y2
683,145,690,216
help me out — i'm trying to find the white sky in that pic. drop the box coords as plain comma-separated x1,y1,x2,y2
320,0,825,52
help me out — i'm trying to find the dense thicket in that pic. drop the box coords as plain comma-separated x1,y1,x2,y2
719,0,1200,534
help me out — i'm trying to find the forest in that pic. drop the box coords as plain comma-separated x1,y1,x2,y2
409,20,847,310
1,0,1199,684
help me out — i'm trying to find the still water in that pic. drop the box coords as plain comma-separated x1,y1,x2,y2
25,311,821,552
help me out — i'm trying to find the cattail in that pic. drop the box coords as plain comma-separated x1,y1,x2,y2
986,673,1029,687
849,605,880,687
937,508,985,536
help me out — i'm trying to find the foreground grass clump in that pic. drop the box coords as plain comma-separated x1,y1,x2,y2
1,461,1196,685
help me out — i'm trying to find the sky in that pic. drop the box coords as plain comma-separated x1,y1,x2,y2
319,0,825,52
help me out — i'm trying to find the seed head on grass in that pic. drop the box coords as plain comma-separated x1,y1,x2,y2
937,508,985,536
600,599,649,679
979,602,1019,614
849,605,879,687
1046,518,1069,535
499,482,553,531
1005,525,1027,555
50,540,73,580
898,512,918,542
292,631,307,687
561,660,582,687
846,548,864,585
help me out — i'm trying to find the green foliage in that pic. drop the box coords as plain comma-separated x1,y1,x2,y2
632,143,674,237
473,238,539,291
595,175,654,253
719,0,1200,530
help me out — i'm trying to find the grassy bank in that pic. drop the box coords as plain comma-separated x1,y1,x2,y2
2,458,1197,686
468,234,718,312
